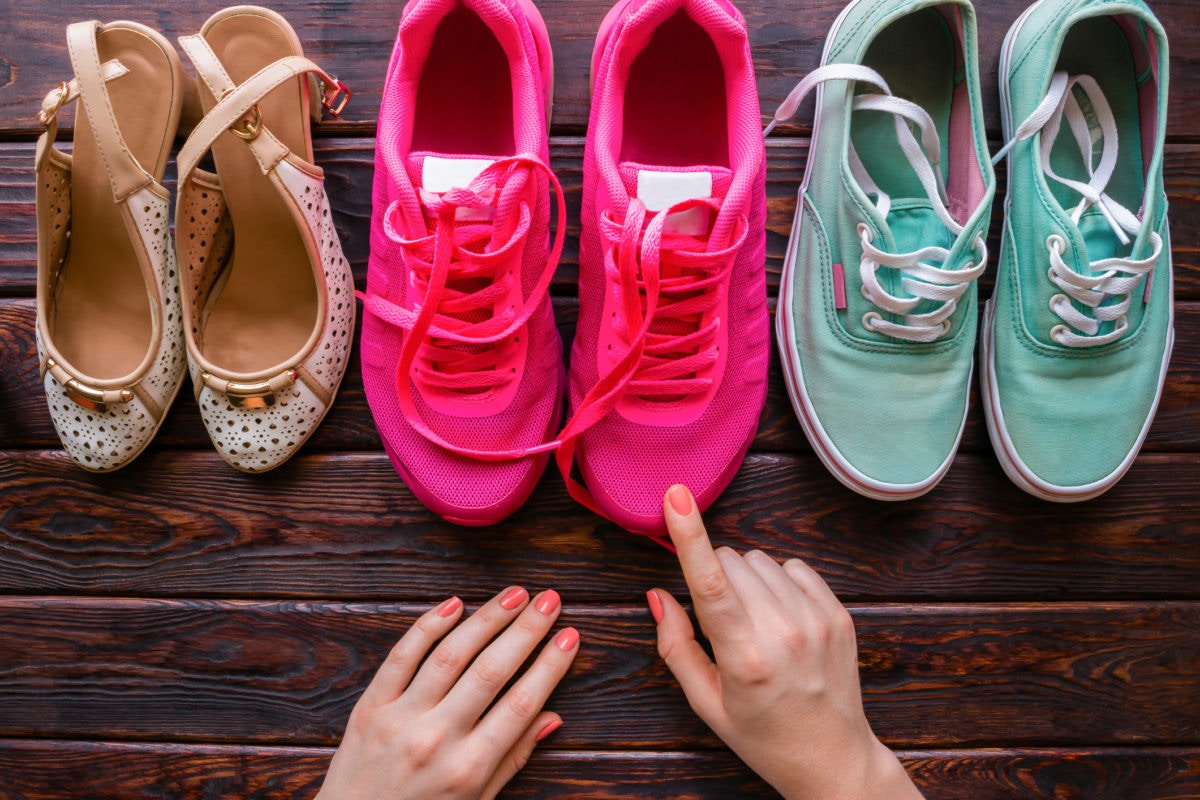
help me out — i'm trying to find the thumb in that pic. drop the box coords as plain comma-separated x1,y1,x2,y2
477,712,561,800
649,588,722,722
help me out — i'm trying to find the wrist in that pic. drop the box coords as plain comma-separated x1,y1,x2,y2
861,739,923,800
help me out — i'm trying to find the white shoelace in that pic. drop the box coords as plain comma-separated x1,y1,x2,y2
768,64,985,343
994,70,1162,348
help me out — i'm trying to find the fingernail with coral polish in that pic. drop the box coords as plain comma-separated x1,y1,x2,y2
535,718,562,742
555,627,579,652
500,586,527,610
667,484,692,516
437,596,462,617
535,590,560,615
646,590,663,624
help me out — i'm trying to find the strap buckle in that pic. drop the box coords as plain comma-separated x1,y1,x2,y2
321,78,351,119
37,82,71,127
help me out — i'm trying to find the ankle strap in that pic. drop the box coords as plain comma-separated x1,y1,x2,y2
46,22,155,201
175,33,346,185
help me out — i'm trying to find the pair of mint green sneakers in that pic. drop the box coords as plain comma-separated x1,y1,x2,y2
770,0,1172,502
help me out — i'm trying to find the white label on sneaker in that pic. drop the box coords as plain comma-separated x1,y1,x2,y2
636,170,713,235
422,157,497,194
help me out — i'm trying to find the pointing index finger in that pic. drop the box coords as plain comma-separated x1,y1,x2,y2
663,485,747,632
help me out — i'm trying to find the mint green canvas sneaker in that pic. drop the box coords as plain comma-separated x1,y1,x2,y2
768,0,995,500
983,0,1172,502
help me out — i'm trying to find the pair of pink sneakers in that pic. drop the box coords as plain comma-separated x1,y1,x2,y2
362,0,768,543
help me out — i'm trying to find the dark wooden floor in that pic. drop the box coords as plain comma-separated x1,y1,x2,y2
2,1,1199,798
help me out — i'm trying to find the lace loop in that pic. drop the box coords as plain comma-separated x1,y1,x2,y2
359,154,567,462
770,64,984,344
997,71,1163,347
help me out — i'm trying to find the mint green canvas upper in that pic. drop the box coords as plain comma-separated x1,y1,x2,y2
986,0,1172,493
783,0,995,491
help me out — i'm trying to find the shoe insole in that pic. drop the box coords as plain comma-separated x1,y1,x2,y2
621,9,729,168
1049,15,1144,256
198,10,319,374
54,26,177,381
850,7,955,246
412,4,515,156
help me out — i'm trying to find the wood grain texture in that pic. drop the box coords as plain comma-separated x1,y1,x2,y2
4,140,1200,298
3,741,1200,800
1,450,1199,602
0,598,1197,749
2,0,1199,136
4,296,1200,456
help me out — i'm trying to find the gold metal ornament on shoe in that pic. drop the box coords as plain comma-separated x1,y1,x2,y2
229,104,263,140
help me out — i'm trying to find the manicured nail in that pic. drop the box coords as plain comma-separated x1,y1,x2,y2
535,589,561,615
667,484,693,516
437,596,462,617
500,586,527,610
535,718,563,742
554,627,579,652
646,590,663,624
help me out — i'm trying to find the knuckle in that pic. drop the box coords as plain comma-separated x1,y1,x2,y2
695,568,733,605
733,652,773,687
401,728,444,767
471,654,508,690
503,686,540,721
428,641,463,674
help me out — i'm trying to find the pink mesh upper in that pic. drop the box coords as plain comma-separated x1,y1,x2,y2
566,0,769,539
362,0,562,524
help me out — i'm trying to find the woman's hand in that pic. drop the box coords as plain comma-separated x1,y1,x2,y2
317,586,579,800
648,485,923,800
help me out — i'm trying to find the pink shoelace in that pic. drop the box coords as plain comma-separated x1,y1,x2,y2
361,155,566,461
554,197,748,534
363,160,746,538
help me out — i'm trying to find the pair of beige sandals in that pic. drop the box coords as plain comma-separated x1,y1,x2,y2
35,6,356,473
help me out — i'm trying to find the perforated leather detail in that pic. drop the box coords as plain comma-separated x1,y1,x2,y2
38,155,72,305
37,183,186,472
182,158,354,472
177,171,235,348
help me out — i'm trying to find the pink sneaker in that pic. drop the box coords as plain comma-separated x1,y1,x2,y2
558,0,769,543
362,0,565,526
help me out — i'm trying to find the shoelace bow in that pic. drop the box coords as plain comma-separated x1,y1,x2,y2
361,155,566,461
553,194,747,523
768,63,986,343
995,71,1163,347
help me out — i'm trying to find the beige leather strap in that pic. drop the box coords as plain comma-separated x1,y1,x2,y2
65,21,154,201
37,59,129,126
176,35,337,185
35,59,129,169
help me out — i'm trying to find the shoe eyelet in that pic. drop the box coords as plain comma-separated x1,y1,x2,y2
1049,293,1068,314
1046,233,1067,253
856,223,872,243
861,285,873,301
862,311,882,332
1047,266,1059,282
1049,323,1070,344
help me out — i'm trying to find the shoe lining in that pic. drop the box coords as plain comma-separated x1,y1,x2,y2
620,9,729,168
411,4,516,156
198,11,320,374
53,27,173,381
1050,16,1145,228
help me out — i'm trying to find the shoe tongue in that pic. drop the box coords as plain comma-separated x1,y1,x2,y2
619,162,731,236
409,152,500,223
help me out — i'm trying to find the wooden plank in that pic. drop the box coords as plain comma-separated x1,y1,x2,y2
0,599,1196,748
3,297,1200,455
4,139,1200,298
1,450,1198,602
3,741,1200,800
2,1,1199,136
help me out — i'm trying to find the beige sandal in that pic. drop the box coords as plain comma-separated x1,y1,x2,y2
35,20,186,471
175,6,354,473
